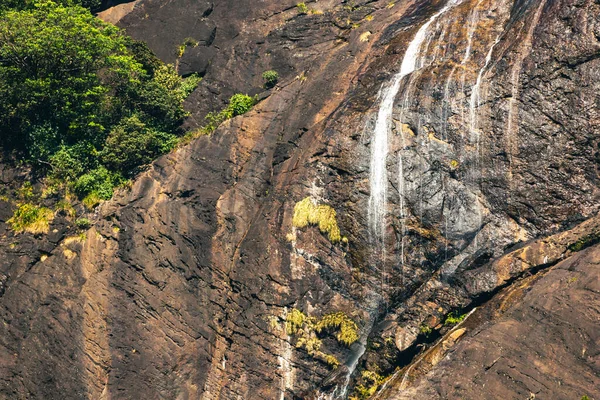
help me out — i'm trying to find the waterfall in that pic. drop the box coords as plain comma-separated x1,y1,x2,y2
368,0,461,243
469,35,500,142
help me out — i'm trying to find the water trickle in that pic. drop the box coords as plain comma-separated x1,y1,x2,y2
469,34,500,141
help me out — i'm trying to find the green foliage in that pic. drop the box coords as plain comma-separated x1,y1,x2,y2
200,93,257,134
0,0,102,12
101,115,178,174
293,197,342,243
581,396,590,400
419,324,432,336
180,74,202,98
0,1,198,206
73,166,120,201
444,311,467,326
262,70,279,88
568,232,600,253
228,94,257,116
178,37,199,57
296,2,308,14
8,203,54,234
75,217,91,229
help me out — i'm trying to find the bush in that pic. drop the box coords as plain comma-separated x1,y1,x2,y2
73,167,120,200
444,311,467,326
101,115,178,174
200,93,257,134
297,2,308,14
75,217,91,229
262,70,279,88
8,203,54,234
228,94,257,116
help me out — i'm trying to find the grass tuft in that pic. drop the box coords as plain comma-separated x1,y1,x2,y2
292,197,342,243
8,203,54,234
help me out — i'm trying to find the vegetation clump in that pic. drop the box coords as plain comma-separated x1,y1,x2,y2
292,197,342,243
199,93,257,135
262,70,279,88
568,231,600,252
178,37,199,57
296,2,309,14
315,312,359,346
351,370,387,400
8,204,54,234
0,1,200,207
444,311,467,326
419,324,432,336
285,308,359,369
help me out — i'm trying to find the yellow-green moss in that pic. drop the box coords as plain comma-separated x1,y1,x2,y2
8,203,54,234
286,308,358,369
285,308,306,335
315,312,359,346
82,193,102,210
351,370,387,399
292,197,342,243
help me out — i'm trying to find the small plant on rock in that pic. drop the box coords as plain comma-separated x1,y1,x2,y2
262,70,279,88
296,2,308,14
444,311,467,326
8,203,54,234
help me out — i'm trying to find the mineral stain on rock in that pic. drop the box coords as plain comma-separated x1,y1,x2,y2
1,0,599,399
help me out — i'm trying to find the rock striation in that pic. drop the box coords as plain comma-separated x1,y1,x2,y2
1,0,599,398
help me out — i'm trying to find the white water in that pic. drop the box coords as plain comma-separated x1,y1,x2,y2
469,34,500,141
368,0,461,244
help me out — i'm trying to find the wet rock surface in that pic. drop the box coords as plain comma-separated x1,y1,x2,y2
1,0,600,398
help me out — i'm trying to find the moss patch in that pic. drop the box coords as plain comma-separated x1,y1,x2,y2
285,308,359,369
292,197,342,243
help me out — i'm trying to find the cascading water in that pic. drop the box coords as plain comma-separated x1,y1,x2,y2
368,0,461,244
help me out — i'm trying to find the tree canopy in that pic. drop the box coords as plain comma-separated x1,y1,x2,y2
0,1,200,203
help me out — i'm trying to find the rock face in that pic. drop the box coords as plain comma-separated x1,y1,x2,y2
1,0,599,399
376,243,600,400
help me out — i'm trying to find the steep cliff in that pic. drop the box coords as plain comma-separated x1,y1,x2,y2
1,0,599,399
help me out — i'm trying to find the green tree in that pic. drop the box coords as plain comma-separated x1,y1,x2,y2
0,1,143,152
101,115,177,174
0,0,197,204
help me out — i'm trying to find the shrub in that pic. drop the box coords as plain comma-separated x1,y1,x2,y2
444,311,467,326
180,73,202,97
262,70,279,88
0,2,197,207
200,93,257,134
296,2,308,14
101,115,178,174
75,218,91,229
228,94,256,116
8,203,54,234
419,324,432,336
73,167,120,201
